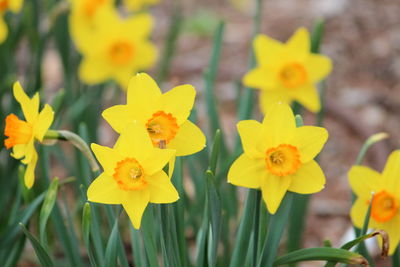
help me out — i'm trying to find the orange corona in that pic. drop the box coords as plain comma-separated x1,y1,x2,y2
108,40,135,66
371,191,398,223
146,111,179,147
4,114,33,149
265,144,301,176
113,158,147,191
278,62,308,89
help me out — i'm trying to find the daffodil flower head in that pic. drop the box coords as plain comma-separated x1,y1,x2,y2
102,73,206,156
4,82,54,188
348,150,400,255
0,0,24,43
71,5,157,89
87,123,179,229
123,0,159,12
228,103,328,214
242,27,333,113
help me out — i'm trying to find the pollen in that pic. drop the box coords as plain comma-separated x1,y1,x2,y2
371,190,398,223
4,114,33,149
265,144,301,176
113,158,147,191
146,111,179,147
278,62,308,89
108,40,135,66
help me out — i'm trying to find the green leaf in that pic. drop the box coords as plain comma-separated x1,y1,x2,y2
82,203,97,267
274,247,369,266
355,132,389,165
206,170,221,267
39,177,59,245
19,223,55,267
140,207,159,267
209,130,222,175
310,19,325,54
105,219,119,267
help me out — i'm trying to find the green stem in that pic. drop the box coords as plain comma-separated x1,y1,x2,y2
393,246,400,267
252,191,262,266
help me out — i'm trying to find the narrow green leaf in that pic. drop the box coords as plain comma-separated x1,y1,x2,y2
393,246,400,267
140,206,159,267
105,219,119,267
19,223,55,267
3,234,26,267
310,19,325,54
130,227,146,267
209,129,222,175
82,203,97,267
275,247,369,266
206,170,221,267
355,132,389,165
39,177,59,245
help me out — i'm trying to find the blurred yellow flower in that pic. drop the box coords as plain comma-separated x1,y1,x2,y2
0,0,24,43
4,82,54,188
69,2,157,89
103,73,206,156
228,103,328,214
123,0,159,12
349,150,400,255
87,123,178,229
243,28,332,113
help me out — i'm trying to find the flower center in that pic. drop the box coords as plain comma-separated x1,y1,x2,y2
4,114,33,149
265,144,301,176
146,111,179,147
113,158,147,191
371,190,398,223
0,0,8,12
278,62,308,88
82,0,105,18
108,40,135,66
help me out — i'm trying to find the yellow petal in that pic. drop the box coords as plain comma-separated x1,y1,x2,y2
348,166,382,198
290,85,321,113
91,143,124,176
350,198,369,229
290,126,328,163
242,68,276,90
382,150,400,195
78,57,111,85
261,173,291,214
286,27,310,61
132,41,158,71
11,144,27,159
102,105,134,133
24,149,38,189
156,84,196,125
21,140,35,164
34,104,54,141
253,34,284,67
237,120,264,158
9,0,24,12
113,68,134,90
261,102,296,148
147,171,179,203
125,13,153,38
114,123,154,161
13,82,39,123
383,215,400,255
167,120,205,156
87,172,124,204
227,154,264,189
304,54,332,82
140,148,175,176
0,16,7,44
288,160,325,194
259,90,291,115
122,189,150,229
127,73,161,107
168,156,175,178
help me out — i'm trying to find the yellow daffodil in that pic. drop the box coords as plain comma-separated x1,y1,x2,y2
123,0,159,12
228,103,328,214
243,27,332,113
102,73,206,157
70,3,157,89
4,82,54,188
0,0,24,43
349,150,400,255
87,123,179,228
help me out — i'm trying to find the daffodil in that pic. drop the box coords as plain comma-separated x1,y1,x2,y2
243,28,332,113
87,123,179,228
349,150,400,255
102,73,206,157
69,2,157,89
228,103,328,214
0,0,24,43
4,82,54,188
123,0,159,12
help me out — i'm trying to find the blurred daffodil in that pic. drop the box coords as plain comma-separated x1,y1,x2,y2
123,0,159,12
4,82,54,188
243,28,332,113
103,73,206,156
228,103,328,214
0,0,24,43
87,123,178,228
349,150,400,255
